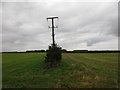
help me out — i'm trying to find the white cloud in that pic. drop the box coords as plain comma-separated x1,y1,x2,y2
2,2,118,51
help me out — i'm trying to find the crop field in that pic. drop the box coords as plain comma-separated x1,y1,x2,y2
2,53,119,88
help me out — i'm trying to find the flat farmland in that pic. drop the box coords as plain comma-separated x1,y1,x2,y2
2,53,119,88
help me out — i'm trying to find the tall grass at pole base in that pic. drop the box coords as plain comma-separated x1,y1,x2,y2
44,44,62,69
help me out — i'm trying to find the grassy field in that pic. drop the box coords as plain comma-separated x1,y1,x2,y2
2,53,119,88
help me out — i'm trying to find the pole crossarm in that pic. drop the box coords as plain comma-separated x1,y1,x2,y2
46,17,58,20
48,26,58,28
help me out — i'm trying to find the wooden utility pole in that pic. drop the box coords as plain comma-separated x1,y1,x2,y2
45,16,61,69
47,17,58,46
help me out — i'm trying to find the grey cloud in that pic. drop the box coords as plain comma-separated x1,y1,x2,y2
2,2,118,51
86,35,115,46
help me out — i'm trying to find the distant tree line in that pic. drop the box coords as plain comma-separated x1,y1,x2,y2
2,49,120,53
63,50,120,53
26,50,46,53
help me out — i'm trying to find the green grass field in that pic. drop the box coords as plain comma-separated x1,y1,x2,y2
2,53,119,88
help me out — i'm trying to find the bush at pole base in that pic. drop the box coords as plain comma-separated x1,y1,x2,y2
44,44,62,69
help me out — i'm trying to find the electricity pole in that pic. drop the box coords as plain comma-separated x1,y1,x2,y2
47,17,58,46
45,16,61,68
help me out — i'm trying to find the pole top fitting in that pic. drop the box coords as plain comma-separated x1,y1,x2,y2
46,17,58,20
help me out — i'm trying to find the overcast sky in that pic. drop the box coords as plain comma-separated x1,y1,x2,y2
1,1,119,51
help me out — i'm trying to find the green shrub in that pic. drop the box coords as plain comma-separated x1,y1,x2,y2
44,44,62,69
